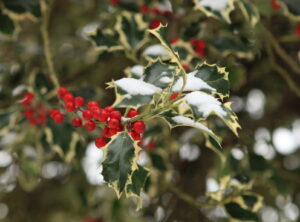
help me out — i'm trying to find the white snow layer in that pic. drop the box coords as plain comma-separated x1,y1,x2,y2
198,0,229,11
156,0,173,12
130,65,144,77
143,44,169,57
115,78,162,95
160,76,172,83
172,71,216,92
184,91,226,117
171,115,212,133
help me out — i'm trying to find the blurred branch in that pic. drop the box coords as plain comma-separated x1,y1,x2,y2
264,33,300,97
262,25,300,77
166,182,215,209
40,0,60,88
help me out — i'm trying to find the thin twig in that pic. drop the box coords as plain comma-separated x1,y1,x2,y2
40,0,60,88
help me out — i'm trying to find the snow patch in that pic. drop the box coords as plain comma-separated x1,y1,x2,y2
160,76,172,83
172,71,216,92
184,91,226,117
115,78,162,95
131,65,144,77
172,115,212,133
198,0,229,11
143,44,169,57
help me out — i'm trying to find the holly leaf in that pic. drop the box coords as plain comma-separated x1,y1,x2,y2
193,0,236,23
237,0,260,26
282,0,300,21
224,202,259,221
183,91,240,135
172,63,229,99
109,78,162,108
115,12,148,50
143,59,177,88
87,28,123,53
0,10,17,37
2,0,41,18
102,132,140,196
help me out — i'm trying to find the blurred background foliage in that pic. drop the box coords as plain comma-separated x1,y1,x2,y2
0,0,300,221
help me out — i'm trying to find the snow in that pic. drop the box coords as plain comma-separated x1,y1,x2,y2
156,0,173,12
184,91,226,117
115,78,162,95
160,76,172,83
171,115,212,133
143,44,169,57
172,71,216,92
198,0,229,11
130,65,144,77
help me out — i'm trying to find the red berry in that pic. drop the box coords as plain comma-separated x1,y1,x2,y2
105,106,115,113
65,101,75,112
109,0,119,5
50,109,60,118
151,8,160,15
271,0,280,10
109,128,118,137
132,121,146,134
170,38,180,44
53,113,64,124
129,131,141,141
74,96,85,107
63,93,74,103
58,87,68,98
71,117,82,127
170,92,179,100
37,114,47,125
295,24,300,37
110,110,122,120
147,142,155,151
150,19,161,29
140,4,149,13
83,110,93,120
29,118,38,126
102,127,111,138
24,109,35,119
95,109,109,122
162,10,171,17
95,137,106,148
127,109,139,118
85,121,96,131
182,64,190,71
21,92,34,106
108,118,120,129
87,101,99,110
90,106,101,115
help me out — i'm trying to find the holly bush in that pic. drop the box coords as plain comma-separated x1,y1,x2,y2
0,0,300,221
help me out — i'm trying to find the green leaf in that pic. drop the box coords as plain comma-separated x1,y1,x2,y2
193,0,236,23
115,12,148,50
172,63,230,99
0,10,16,36
149,153,167,171
282,0,300,21
183,91,240,135
237,0,260,26
0,111,17,136
32,72,54,97
110,78,162,108
2,0,41,18
224,202,259,221
126,165,149,196
143,59,177,88
102,132,139,195
87,28,123,53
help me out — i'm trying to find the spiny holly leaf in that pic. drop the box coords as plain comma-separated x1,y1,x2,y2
193,0,236,23
224,202,259,221
115,12,148,50
124,65,144,79
183,91,240,135
102,132,140,196
147,24,182,66
281,0,300,21
30,71,54,97
143,59,177,88
172,63,230,99
171,41,196,65
87,28,123,53
109,78,162,108
126,165,150,209
2,0,41,18
0,10,17,37
237,0,260,26
240,194,263,212
210,35,254,59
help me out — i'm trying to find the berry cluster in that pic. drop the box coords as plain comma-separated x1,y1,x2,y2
54,87,146,148
270,0,280,10
20,92,48,126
